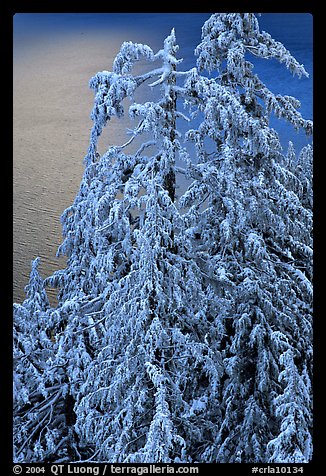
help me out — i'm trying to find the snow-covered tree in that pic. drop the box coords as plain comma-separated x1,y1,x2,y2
13,258,74,462
14,13,312,464
267,349,312,463
71,29,224,463
177,13,313,462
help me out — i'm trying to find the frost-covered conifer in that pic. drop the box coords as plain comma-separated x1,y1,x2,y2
13,258,74,462
14,13,312,464
178,13,313,462
72,30,224,463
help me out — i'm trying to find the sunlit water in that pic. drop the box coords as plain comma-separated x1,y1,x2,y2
13,13,312,305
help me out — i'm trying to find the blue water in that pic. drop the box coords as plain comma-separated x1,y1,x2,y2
14,12,312,152
13,13,313,303
254,13,313,151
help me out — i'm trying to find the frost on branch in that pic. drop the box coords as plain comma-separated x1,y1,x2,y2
14,13,312,464
195,13,312,135
196,13,308,78
180,12,312,463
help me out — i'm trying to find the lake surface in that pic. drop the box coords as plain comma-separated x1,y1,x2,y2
13,13,313,304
